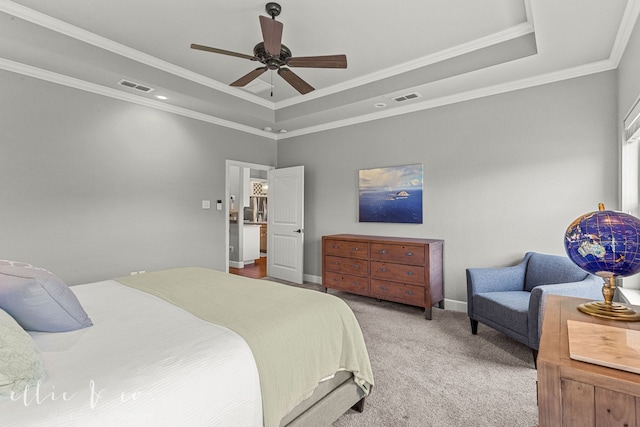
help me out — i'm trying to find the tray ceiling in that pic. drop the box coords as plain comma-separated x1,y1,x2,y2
0,0,636,139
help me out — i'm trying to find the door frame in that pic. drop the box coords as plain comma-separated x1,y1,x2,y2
225,159,274,272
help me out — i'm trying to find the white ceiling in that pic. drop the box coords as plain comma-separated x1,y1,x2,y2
0,0,637,140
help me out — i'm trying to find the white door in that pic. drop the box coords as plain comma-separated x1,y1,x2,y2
267,166,304,283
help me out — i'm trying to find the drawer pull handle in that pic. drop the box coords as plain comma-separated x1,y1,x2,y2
332,245,338,249
332,261,338,265
353,264,360,268
379,267,387,272
353,247,359,251
406,291,414,295
353,281,360,286
380,286,387,290
380,249,387,254
406,271,414,276
406,252,414,256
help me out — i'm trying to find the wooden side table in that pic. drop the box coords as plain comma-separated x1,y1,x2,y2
538,295,640,426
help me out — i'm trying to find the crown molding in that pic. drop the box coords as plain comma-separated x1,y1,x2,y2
277,60,617,140
0,57,277,140
275,21,535,109
1,0,634,141
0,53,616,143
609,0,640,66
0,0,274,109
1,0,536,113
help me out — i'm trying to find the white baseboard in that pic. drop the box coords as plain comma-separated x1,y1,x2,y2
229,261,244,268
443,299,467,313
304,274,467,313
304,274,322,284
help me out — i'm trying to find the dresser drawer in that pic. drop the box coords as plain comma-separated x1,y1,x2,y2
370,243,425,265
324,271,369,295
370,280,424,306
324,239,369,259
324,255,368,277
370,261,425,285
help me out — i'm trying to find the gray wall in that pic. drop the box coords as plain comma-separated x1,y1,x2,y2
278,72,618,306
0,70,276,285
2,38,632,306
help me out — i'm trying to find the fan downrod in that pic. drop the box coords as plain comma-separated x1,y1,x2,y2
265,2,281,19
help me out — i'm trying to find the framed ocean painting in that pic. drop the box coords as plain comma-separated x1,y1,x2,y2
358,164,423,224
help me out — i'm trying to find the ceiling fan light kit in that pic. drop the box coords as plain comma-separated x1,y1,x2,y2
190,2,347,95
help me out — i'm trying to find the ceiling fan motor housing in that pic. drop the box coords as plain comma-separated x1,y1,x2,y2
254,42,291,69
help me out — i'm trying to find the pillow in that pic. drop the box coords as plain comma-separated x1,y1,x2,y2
0,308,46,396
0,260,92,332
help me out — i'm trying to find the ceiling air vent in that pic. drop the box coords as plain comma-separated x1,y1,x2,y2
118,79,154,93
391,92,422,103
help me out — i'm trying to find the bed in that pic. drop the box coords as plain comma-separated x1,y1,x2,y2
0,263,374,426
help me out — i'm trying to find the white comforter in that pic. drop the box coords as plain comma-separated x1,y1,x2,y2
0,280,263,426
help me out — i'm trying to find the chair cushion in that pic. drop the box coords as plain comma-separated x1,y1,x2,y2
524,253,588,292
473,291,530,337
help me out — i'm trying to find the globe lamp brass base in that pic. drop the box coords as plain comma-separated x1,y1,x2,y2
577,301,640,321
577,275,640,321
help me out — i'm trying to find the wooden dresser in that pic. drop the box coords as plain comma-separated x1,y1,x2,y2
538,295,640,426
322,234,444,319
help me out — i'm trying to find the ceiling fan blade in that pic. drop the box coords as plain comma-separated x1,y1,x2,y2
230,67,268,87
259,15,283,57
191,44,256,61
287,55,347,68
278,68,314,94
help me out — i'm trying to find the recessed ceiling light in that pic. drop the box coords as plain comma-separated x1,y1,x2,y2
374,102,387,108
279,129,288,133
263,127,273,132
156,95,168,100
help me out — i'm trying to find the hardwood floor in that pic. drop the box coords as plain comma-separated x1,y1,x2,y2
229,256,267,279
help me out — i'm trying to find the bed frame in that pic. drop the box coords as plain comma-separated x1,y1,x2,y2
281,371,366,426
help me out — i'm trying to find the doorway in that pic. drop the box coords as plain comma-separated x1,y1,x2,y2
225,160,273,279
229,257,266,278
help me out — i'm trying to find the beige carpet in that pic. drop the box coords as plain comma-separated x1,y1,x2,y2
265,278,538,427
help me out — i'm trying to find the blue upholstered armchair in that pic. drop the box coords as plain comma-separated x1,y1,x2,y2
466,252,603,364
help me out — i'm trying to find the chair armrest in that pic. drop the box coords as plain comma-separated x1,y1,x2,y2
528,277,604,349
466,264,527,295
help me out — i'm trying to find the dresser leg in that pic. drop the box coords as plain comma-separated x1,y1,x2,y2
322,286,328,293
424,307,432,320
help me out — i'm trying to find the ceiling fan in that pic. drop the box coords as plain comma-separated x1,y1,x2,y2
190,2,347,95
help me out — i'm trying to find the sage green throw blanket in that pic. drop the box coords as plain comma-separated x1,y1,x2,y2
116,267,373,427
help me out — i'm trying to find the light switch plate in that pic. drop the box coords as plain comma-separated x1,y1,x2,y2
202,200,211,209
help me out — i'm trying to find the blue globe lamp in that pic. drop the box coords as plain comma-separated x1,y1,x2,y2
564,203,640,321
